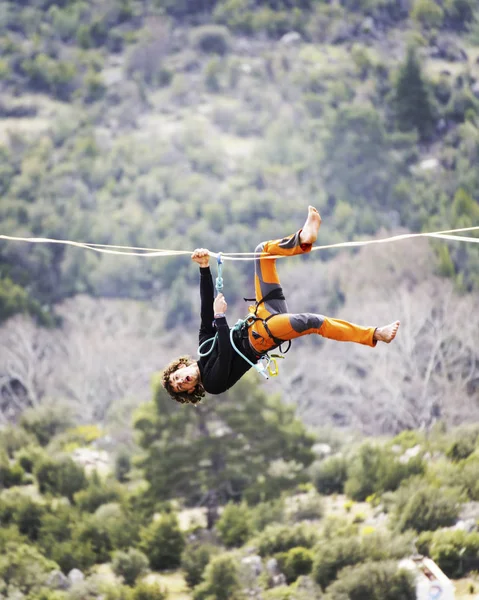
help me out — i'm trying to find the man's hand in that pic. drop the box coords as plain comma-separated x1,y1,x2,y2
192,248,210,268
214,293,227,316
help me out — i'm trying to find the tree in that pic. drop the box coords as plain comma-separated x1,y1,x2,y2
192,554,242,600
393,45,435,141
134,373,315,520
325,560,416,600
139,513,185,571
321,104,412,219
112,548,150,586
216,503,252,548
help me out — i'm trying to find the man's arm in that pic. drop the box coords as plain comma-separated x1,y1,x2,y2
201,314,234,393
192,248,216,342
199,266,215,341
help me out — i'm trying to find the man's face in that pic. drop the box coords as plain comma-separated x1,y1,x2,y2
169,364,198,394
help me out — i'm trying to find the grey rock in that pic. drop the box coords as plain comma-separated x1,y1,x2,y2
361,17,375,34
241,555,263,577
266,557,280,576
271,573,287,587
68,569,85,585
46,570,70,590
472,82,479,99
280,31,302,46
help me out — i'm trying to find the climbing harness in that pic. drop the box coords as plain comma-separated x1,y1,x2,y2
197,257,288,378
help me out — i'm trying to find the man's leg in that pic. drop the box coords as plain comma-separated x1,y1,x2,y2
253,206,321,312
249,312,400,354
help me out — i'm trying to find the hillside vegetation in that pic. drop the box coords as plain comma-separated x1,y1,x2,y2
3,384,479,599
0,0,478,326
1,0,479,434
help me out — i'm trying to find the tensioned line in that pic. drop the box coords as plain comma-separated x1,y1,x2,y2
0,226,478,261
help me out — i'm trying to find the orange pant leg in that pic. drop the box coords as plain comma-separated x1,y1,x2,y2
249,312,376,355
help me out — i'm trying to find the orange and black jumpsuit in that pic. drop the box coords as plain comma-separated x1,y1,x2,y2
197,230,376,395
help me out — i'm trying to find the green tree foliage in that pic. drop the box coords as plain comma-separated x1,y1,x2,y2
0,456,25,489
344,443,424,501
256,523,318,557
139,513,185,571
428,529,479,577
411,0,445,29
112,548,150,586
282,547,314,584
182,542,219,588
0,493,45,542
20,403,73,447
216,502,253,547
192,554,242,600
444,0,476,30
392,481,460,532
392,45,435,141
34,455,88,501
132,581,167,600
312,455,348,495
0,542,59,596
74,472,123,512
135,374,315,510
312,536,365,589
321,104,413,223
191,25,231,55
325,560,416,600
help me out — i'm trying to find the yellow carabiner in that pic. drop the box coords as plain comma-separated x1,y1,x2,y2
268,357,279,377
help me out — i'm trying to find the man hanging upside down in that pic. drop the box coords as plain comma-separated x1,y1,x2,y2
162,206,400,404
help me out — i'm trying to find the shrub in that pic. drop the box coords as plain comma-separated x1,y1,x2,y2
115,450,131,483
326,560,416,600
0,457,25,489
132,581,167,600
257,523,318,557
112,548,149,586
393,483,460,532
204,57,222,93
74,474,123,512
216,503,252,548
75,516,113,564
140,514,185,570
182,543,219,589
0,426,35,457
429,529,479,577
312,456,348,495
251,499,285,531
285,491,324,522
262,587,293,600
282,547,314,584
94,503,141,551
447,88,479,123
192,554,242,600
191,25,231,55
16,445,46,474
0,494,44,541
345,443,424,501
444,0,475,30
20,404,73,447
411,0,445,29
312,536,365,589
35,456,88,501
416,531,434,556
0,542,59,595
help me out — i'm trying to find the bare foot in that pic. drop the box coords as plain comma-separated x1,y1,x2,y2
374,321,400,343
299,206,321,245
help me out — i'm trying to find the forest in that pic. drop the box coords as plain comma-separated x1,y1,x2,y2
0,0,479,598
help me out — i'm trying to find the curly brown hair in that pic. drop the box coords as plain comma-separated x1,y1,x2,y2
161,355,205,405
